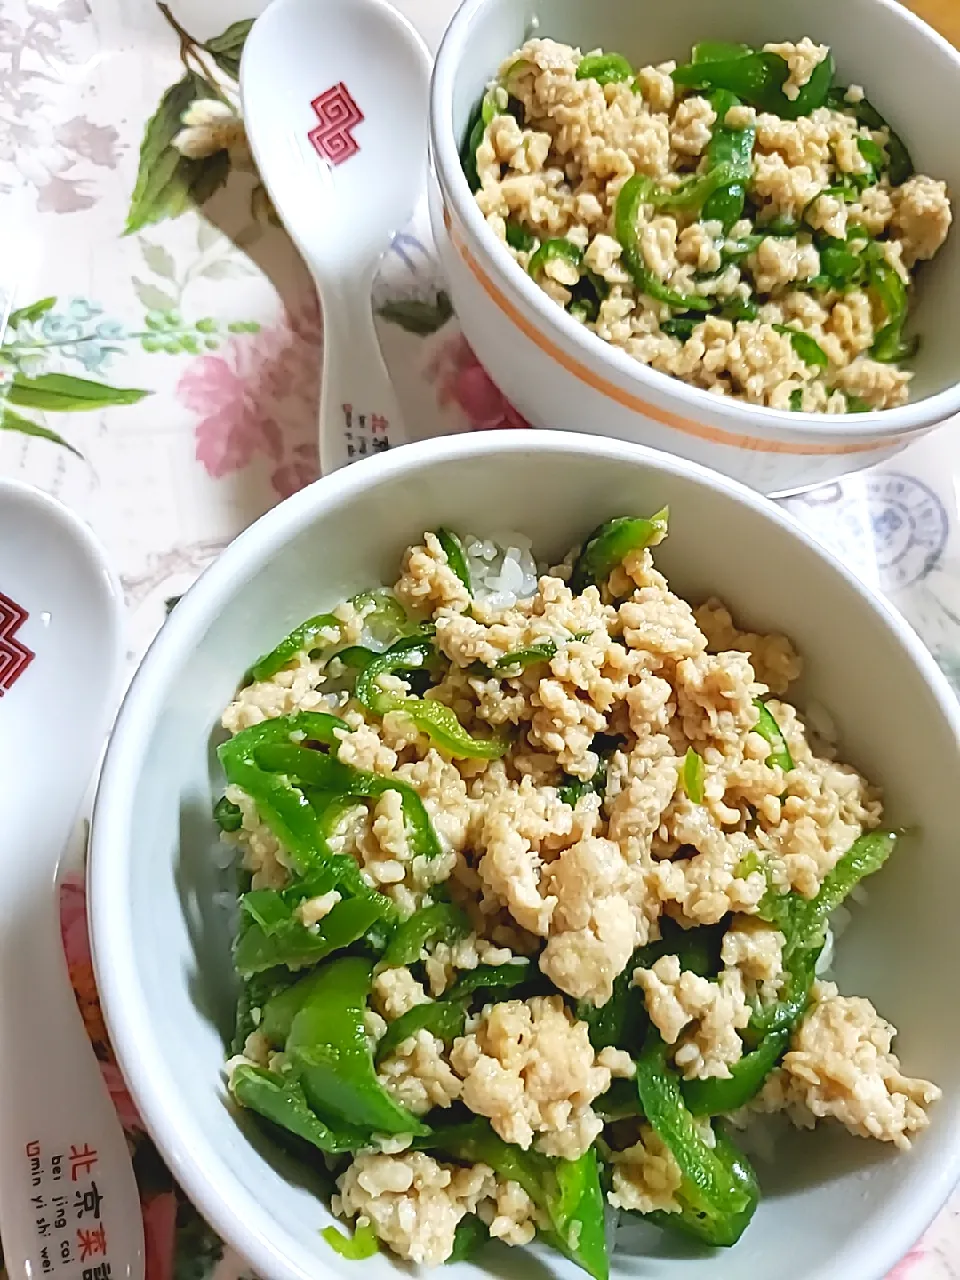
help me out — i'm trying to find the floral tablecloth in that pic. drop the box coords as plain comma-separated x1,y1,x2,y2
2,0,960,1276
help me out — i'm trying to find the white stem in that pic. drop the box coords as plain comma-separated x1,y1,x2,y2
317,271,406,474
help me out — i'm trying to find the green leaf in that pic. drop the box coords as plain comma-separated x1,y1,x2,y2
133,277,179,312
6,297,56,328
7,373,148,412
124,73,232,235
376,292,454,336
141,241,177,279
0,405,84,457
204,18,253,79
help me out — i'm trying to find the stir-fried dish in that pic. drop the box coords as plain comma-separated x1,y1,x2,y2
217,515,939,1271
462,37,952,412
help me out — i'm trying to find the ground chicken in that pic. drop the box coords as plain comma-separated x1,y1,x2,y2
634,954,751,1079
752,982,941,1149
470,35,951,412
607,1125,683,1213
449,996,611,1157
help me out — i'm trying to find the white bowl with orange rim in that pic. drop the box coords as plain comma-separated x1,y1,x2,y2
428,0,960,495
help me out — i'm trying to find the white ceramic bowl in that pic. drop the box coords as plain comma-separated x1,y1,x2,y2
429,0,960,496
90,431,960,1280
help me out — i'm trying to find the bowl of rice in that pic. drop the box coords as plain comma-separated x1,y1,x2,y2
89,430,960,1280
428,0,960,495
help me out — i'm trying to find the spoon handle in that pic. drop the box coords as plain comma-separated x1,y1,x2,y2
316,272,405,474
0,876,145,1280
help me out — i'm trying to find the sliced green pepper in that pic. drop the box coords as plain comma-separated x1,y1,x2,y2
576,52,633,85
505,220,538,253
753,699,794,772
461,99,485,192
827,87,913,185
867,252,913,362
693,41,751,65
233,965,293,1054
435,528,473,596
773,325,829,369
322,1223,380,1260
568,268,610,323
374,998,468,1065
219,714,350,876
614,176,714,312
673,47,834,120
214,795,243,832
425,1120,608,1280
252,737,443,861
356,635,510,760
702,89,756,231
447,960,533,1001
235,890,387,977
380,902,472,970
528,237,583,281
681,747,705,804
747,944,820,1040
558,755,608,809
231,1063,367,1153
661,316,698,342
789,388,804,411
493,640,558,672
448,1216,489,1263
246,590,408,684
569,509,669,593
286,956,428,1135
260,972,316,1047
635,1029,757,1246
682,1027,790,1116
644,1125,760,1248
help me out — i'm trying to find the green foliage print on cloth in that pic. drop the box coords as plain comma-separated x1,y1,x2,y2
125,6,267,234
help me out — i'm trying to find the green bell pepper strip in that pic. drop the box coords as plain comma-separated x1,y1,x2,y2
773,325,829,369
435,528,473,595
867,252,912,362
260,972,317,1047
218,714,350,876
246,590,409,684
635,1030,756,1245
673,48,834,121
380,901,472,970
692,41,751,65
544,1147,608,1280
569,509,669,594
424,1121,608,1280
789,388,804,412
461,100,485,192
214,795,243,832
681,748,705,804
448,1216,489,1263
681,1027,790,1116
702,89,756,231
747,945,820,1040
661,317,698,342
643,1125,759,1248
231,1063,367,1153
374,998,468,1065
252,739,443,861
528,237,583,281
505,220,537,253
576,956,648,1052
576,52,633,85
286,955,428,1135
494,640,558,672
595,1076,642,1120
753,700,794,771
322,1223,380,1260
614,176,714,312
568,268,609,324
827,87,913,185
233,966,292,1054
235,892,387,977
447,959,532,1001
355,635,510,760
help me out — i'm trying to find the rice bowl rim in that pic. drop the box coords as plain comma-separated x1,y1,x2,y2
89,429,960,1280
428,0,960,443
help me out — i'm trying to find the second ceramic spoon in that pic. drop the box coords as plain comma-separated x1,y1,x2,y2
241,0,431,474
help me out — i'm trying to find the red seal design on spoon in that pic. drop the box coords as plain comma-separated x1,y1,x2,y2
309,82,364,166
0,592,35,695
